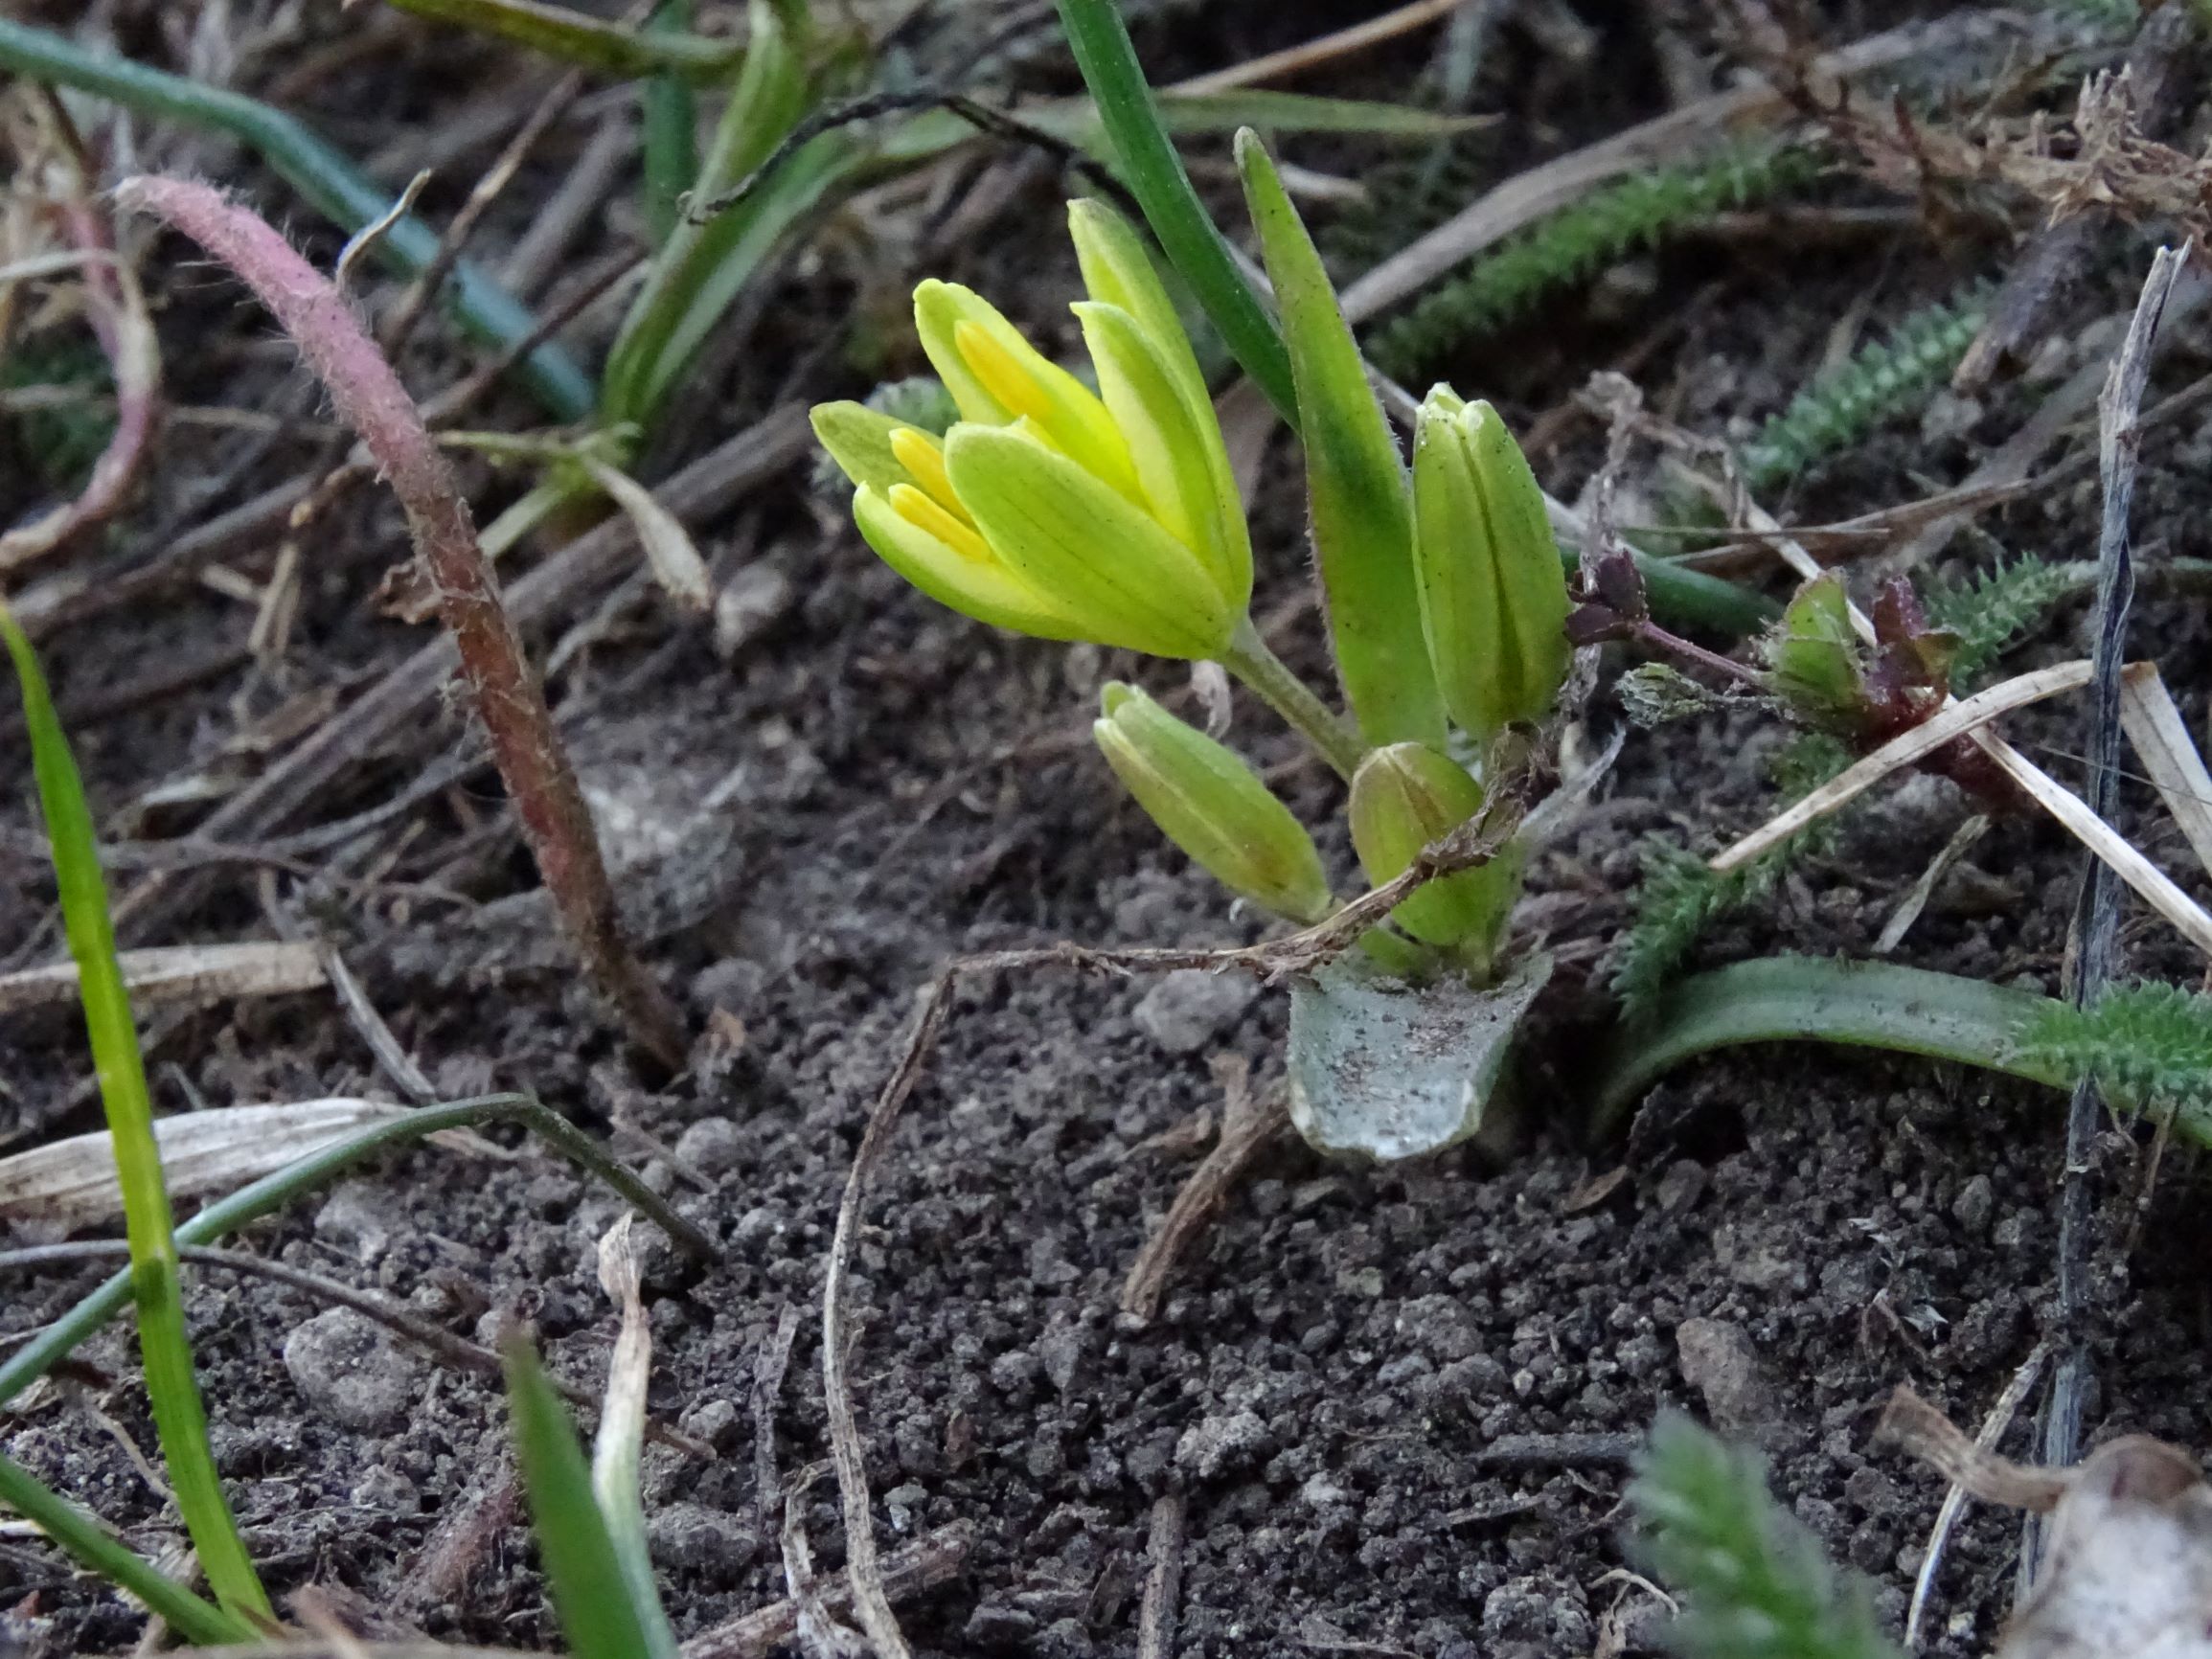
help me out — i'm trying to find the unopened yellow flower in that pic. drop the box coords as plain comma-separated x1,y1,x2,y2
811,202,1251,660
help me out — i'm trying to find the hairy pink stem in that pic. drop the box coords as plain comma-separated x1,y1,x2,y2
115,174,686,1069
0,202,159,576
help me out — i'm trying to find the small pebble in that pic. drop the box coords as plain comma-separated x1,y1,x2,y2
1676,1317,1776,1437
1133,969,1258,1055
283,1308,422,1434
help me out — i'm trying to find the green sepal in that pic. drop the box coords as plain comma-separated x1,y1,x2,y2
1767,573,1867,730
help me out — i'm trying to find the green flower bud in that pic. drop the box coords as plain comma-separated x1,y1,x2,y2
1094,684,1332,922
1767,574,1867,731
1410,388,1571,740
1349,742,1521,967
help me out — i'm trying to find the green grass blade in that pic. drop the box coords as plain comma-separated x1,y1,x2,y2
1152,89,1489,140
503,1337,669,1659
0,609,270,1624
380,0,742,79
0,16,591,421
603,0,836,427
1052,0,1298,425
641,0,702,245
0,1093,713,1415
1238,130,1442,748
0,1453,255,1646
1590,955,2064,1137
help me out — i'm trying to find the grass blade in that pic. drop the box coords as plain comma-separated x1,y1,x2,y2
603,0,840,428
504,1336,670,1659
1052,0,1298,425
0,1093,714,1416
0,1453,254,1646
590,1220,679,1658
380,0,743,80
0,607,269,1623
0,16,591,420
1589,955,2066,1136
641,0,702,243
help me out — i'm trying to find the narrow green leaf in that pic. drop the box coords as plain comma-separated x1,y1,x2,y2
0,16,590,420
1236,129,1444,747
380,0,743,78
0,1453,255,1647
1152,89,1490,139
0,608,270,1625
505,1337,668,1659
1051,0,1298,424
641,0,702,244
604,0,855,426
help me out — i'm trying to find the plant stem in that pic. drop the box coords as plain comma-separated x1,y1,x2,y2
1590,955,2065,1137
1052,0,1300,426
1636,619,1767,691
1221,615,1366,781
120,176,688,1069
0,18,591,420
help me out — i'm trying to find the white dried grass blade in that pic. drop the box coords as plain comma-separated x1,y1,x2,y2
1970,726,2212,961
593,1215,679,1658
0,1099,404,1233
2118,664,2212,878
1875,812,1989,955
582,459,712,614
1712,661,2095,873
0,940,326,1015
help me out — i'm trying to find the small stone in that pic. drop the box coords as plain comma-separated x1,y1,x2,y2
1133,969,1259,1055
312,1181,398,1262
963,1603,1038,1652
714,563,796,660
1653,1159,1706,1215
674,1117,745,1179
1397,1294,1482,1361
1951,1173,1995,1235
1036,1616,1096,1658
1676,1317,1775,1437
646,1501,759,1571
1175,1408,1269,1481
691,956,768,1013
1482,1576,1590,1651
679,1398,741,1451
349,1464,419,1515
283,1309,422,1433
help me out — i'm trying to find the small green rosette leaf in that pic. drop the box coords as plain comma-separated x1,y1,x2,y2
1766,573,1866,731
1094,682,1332,921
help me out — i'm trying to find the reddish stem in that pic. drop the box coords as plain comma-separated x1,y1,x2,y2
116,175,686,1069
